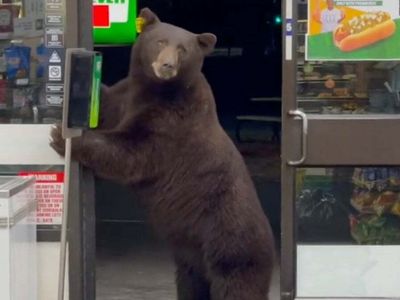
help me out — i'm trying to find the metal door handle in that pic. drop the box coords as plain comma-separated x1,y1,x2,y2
287,110,308,166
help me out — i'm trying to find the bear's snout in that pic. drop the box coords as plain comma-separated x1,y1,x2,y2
161,62,175,72
152,46,179,80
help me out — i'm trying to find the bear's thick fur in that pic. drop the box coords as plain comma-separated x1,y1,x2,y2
51,8,275,300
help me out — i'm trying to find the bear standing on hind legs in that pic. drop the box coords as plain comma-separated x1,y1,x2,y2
50,8,275,300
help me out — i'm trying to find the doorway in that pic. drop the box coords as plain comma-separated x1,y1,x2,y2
94,0,282,299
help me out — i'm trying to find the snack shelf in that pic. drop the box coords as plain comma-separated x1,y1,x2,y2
0,33,14,40
298,98,370,114
0,104,61,124
298,78,354,83
297,62,352,66
0,34,42,41
350,195,400,216
350,168,400,245
0,76,60,124
0,79,44,88
298,97,369,101
296,168,400,245
297,62,358,67
350,198,374,214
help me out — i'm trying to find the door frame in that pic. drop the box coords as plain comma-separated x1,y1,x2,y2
281,0,297,298
66,0,97,299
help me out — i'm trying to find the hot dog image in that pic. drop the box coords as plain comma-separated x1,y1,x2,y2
333,11,396,52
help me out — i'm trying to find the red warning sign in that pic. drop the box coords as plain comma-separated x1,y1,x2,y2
19,172,64,225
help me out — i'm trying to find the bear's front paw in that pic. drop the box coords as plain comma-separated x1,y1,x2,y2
50,124,66,157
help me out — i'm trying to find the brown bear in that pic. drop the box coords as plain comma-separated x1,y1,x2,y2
50,8,275,300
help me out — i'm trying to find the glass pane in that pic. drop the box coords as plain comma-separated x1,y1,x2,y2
0,0,62,124
297,2,400,115
296,167,400,298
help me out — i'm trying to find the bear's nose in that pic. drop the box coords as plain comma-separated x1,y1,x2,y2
161,62,174,70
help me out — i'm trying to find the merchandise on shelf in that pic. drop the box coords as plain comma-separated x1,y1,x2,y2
36,39,47,79
352,168,400,191
350,168,400,245
0,5,20,35
4,42,31,85
0,79,6,109
350,214,400,245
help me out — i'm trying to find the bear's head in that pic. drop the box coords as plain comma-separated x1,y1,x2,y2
131,8,217,85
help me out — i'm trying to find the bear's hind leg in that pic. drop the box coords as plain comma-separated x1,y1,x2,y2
204,233,273,300
209,270,269,300
176,263,211,300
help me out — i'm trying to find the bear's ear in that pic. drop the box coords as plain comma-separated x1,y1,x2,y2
197,33,217,55
138,8,160,29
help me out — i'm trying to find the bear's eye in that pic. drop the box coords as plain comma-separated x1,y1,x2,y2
177,45,187,55
157,40,167,47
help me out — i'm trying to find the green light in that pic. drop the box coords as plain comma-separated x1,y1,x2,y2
274,15,282,25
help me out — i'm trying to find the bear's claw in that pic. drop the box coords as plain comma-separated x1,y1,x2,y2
49,124,66,157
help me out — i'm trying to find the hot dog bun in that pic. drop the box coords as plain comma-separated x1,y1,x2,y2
335,19,396,52
334,12,396,52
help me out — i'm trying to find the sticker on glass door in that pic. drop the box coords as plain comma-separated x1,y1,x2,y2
306,0,400,60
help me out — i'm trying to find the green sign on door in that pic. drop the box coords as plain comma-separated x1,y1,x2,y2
93,0,137,45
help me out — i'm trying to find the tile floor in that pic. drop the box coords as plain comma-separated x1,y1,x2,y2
96,223,280,300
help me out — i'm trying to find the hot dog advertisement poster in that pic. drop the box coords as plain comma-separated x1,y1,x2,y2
307,0,400,61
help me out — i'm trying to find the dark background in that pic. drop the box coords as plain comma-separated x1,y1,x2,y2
96,0,282,116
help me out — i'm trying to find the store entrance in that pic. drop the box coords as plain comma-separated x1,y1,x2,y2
94,0,282,298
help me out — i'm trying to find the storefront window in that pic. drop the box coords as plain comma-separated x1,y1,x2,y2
297,3,400,115
295,167,400,298
0,1,62,124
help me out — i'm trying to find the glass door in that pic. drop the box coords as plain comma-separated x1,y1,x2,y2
282,0,400,299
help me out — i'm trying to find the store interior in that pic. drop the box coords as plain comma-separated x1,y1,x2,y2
94,0,282,299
